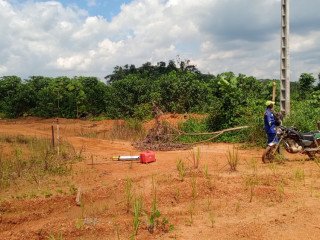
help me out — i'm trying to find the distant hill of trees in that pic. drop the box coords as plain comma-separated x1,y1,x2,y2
1,60,319,135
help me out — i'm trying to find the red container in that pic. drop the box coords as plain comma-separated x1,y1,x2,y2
140,151,156,164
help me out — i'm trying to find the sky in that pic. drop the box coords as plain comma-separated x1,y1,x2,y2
0,0,319,81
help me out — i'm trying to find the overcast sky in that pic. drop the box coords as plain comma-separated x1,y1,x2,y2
0,0,319,81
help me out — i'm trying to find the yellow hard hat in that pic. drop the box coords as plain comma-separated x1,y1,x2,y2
266,100,275,107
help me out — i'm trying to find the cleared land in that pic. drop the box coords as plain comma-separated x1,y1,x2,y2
1,116,320,240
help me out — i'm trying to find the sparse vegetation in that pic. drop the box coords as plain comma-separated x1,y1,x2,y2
244,174,259,203
131,197,143,239
0,134,78,189
226,147,239,171
192,147,201,169
125,178,134,213
147,177,161,234
176,159,187,181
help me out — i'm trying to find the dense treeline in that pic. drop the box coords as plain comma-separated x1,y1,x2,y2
0,61,319,138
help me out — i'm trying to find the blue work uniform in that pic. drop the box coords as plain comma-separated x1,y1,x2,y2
264,108,278,145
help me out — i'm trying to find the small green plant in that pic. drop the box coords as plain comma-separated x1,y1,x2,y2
187,201,195,226
160,217,174,232
226,147,239,171
204,164,209,179
42,189,53,198
247,158,258,174
148,177,161,234
176,159,187,181
268,161,278,176
47,232,64,240
245,174,259,202
293,168,305,186
131,197,143,239
204,164,214,190
206,197,212,211
125,178,134,213
277,179,285,202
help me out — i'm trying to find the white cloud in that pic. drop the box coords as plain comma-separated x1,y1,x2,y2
0,0,319,80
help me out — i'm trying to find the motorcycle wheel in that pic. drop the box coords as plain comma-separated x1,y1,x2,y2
262,145,276,163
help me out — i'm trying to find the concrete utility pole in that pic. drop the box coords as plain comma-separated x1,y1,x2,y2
280,0,290,115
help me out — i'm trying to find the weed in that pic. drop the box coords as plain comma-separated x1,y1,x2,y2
192,147,201,169
42,189,53,198
204,164,209,179
208,210,215,228
75,218,84,230
206,197,212,211
47,232,64,240
131,197,143,239
247,158,258,174
69,184,77,195
125,178,134,213
245,174,259,202
176,159,187,181
293,168,305,187
187,201,195,226
314,157,320,172
310,179,315,197
226,147,239,171
173,188,180,202
204,164,215,190
268,161,278,176
0,134,79,189
277,179,285,202
191,175,197,200
148,177,161,233
160,217,174,233
106,119,145,142
115,224,120,240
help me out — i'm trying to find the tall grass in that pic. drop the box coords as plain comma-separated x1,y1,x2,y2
176,159,187,181
125,178,134,213
0,134,79,189
131,197,143,239
105,119,146,141
226,147,239,172
148,176,161,233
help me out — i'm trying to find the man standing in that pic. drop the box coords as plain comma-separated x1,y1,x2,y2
264,101,278,147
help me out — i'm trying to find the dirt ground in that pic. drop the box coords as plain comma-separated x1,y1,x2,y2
1,116,320,240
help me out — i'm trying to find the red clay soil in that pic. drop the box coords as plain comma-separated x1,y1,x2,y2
1,117,320,240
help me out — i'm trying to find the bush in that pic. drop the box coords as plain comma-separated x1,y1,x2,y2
284,100,320,132
178,118,209,143
133,103,153,120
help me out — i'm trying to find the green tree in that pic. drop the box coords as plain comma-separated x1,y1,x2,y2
0,76,31,117
298,73,316,99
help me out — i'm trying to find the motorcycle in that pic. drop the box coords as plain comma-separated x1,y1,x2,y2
262,126,320,163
